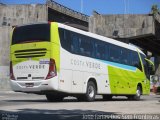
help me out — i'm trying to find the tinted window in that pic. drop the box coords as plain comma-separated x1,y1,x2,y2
59,28,143,69
95,41,108,60
131,52,142,71
59,28,94,57
127,50,132,65
141,54,149,79
12,24,50,45
71,32,79,53
109,45,121,63
78,36,94,57
120,48,129,65
59,28,71,51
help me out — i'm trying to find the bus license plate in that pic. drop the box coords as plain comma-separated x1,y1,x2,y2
25,83,34,87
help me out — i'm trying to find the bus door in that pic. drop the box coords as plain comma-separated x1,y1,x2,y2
140,54,151,94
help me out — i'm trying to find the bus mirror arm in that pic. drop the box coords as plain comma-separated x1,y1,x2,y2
145,58,155,75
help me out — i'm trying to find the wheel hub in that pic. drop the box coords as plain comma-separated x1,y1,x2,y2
136,89,140,97
88,86,94,98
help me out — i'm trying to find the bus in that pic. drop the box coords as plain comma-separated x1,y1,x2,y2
10,22,153,102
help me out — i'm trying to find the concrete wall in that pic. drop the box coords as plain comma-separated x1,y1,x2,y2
47,0,89,22
89,14,154,39
0,4,47,90
47,0,89,31
0,26,11,90
0,4,47,26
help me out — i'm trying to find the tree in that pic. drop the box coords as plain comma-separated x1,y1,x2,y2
151,4,160,15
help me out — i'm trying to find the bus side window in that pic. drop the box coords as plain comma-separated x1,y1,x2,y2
78,36,93,57
71,33,78,54
127,50,132,66
59,29,71,52
95,41,105,60
140,54,150,79
131,52,142,71
79,37,84,54
120,48,128,65
109,45,120,63
105,44,109,61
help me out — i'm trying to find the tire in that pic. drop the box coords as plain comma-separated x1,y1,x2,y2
103,95,112,100
128,86,142,101
46,94,63,102
85,81,96,102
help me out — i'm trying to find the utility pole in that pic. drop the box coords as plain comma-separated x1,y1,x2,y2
124,0,129,14
81,0,83,13
124,0,127,14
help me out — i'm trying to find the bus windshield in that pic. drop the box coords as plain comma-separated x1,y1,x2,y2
12,24,50,45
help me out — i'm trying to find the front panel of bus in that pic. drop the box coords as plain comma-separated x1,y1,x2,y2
10,23,60,92
139,53,150,95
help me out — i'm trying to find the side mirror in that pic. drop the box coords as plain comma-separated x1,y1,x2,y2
149,65,155,75
145,58,155,75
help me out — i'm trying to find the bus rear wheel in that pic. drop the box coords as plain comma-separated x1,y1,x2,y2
85,81,96,102
46,94,64,102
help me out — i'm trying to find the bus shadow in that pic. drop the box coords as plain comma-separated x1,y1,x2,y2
4,99,47,103
4,97,146,103
0,109,125,120
95,98,146,102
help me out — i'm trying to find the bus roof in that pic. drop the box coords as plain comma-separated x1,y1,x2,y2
57,22,145,56
13,22,145,56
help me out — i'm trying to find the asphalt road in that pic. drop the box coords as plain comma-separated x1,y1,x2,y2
0,92,160,120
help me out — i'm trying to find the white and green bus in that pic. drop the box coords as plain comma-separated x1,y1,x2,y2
10,22,153,102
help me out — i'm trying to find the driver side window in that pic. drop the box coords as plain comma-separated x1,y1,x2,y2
140,54,150,79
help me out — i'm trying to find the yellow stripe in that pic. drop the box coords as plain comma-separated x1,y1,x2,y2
50,22,60,72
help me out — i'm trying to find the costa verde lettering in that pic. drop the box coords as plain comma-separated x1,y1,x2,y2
71,59,100,69
16,64,45,70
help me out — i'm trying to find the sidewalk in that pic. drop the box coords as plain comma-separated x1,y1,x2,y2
0,91,18,94
150,92,156,95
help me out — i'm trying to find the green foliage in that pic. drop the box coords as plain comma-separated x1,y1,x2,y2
151,4,160,15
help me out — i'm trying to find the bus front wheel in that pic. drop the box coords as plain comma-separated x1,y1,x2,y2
128,86,142,101
85,81,96,102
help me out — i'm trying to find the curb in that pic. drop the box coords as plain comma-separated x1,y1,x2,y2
0,91,15,94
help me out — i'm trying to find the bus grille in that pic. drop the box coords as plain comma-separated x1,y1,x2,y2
17,77,45,81
14,48,47,58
